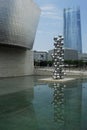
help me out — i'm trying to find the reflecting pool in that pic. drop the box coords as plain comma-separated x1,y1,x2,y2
0,76,87,130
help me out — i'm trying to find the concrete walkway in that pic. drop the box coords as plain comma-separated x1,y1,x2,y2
34,67,87,77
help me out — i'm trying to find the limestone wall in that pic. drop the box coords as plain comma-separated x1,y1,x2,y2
0,46,34,77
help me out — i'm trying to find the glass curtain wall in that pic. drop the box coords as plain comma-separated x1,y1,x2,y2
64,8,82,53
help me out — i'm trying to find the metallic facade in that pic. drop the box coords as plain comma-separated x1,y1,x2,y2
0,0,40,49
64,8,82,53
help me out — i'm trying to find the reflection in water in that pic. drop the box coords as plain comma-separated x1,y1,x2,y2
49,81,82,130
64,81,82,130
0,77,85,130
0,77,39,130
80,80,87,130
52,83,65,123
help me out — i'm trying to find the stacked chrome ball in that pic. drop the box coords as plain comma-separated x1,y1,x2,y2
52,35,64,79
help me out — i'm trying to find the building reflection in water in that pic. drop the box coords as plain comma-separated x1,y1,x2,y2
0,77,83,130
51,81,82,130
80,80,87,130
0,77,39,130
64,81,82,130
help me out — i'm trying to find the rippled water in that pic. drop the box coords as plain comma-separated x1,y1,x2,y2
0,76,87,130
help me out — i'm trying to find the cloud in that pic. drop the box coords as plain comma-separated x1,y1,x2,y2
41,4,63,20
37,30,55,35
41,4,56,11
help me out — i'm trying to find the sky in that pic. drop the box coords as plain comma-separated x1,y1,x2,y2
33,0,87,53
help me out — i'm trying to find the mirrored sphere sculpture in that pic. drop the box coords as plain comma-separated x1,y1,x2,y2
52,35,65,79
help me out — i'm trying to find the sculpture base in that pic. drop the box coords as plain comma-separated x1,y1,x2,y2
38,77,76,83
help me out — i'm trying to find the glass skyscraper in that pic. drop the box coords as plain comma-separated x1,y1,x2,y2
64,8,82,53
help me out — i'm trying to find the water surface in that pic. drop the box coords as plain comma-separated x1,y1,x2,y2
0,76,87,130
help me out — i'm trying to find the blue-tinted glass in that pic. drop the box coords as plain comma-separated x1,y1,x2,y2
64,8,82,53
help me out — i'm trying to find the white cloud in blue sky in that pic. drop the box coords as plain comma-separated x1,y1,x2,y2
41,4,62,20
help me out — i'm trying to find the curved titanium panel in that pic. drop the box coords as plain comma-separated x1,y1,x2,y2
0,0,40,49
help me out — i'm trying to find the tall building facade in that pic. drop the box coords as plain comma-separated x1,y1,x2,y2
64,8,82,53
0,0,40,77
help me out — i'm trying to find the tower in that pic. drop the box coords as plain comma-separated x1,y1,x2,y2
64,8,82,53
